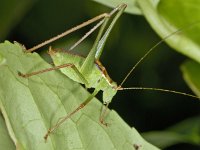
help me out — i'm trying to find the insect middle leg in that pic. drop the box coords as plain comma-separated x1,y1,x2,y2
18,63,89,86
99,102,110,126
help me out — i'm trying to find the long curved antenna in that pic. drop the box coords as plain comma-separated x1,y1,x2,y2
119,21,200,87
118,87,200,100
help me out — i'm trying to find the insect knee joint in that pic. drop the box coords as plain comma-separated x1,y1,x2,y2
68,64,76,68
103,13,110,18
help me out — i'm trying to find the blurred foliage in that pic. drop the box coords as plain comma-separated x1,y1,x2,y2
182,60,200,97
142,116,200,148
0,0,200,149
0,0,36,41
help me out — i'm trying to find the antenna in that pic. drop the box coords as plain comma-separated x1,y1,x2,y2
118,87,200,100
119,21,200,87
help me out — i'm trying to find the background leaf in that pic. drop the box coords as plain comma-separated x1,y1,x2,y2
181,60,200,97
0,41,159,150
136,0,200,63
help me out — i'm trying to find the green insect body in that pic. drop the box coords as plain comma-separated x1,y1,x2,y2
49,49,118,104
45,3,127,107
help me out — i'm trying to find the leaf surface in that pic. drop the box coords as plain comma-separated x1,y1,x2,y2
0,41,159,150
0,114,15,150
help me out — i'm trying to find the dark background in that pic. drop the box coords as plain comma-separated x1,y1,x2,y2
1,0,200,149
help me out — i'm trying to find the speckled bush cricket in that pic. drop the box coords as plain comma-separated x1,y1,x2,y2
18,3,199,141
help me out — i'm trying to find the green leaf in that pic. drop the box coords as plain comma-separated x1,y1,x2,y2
92,0,142,15
0,41,159,150
136,0,200,63
0,114,15,150
181,60,200,97
0,0,36,40
158,0,200,45
142,117,200,148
